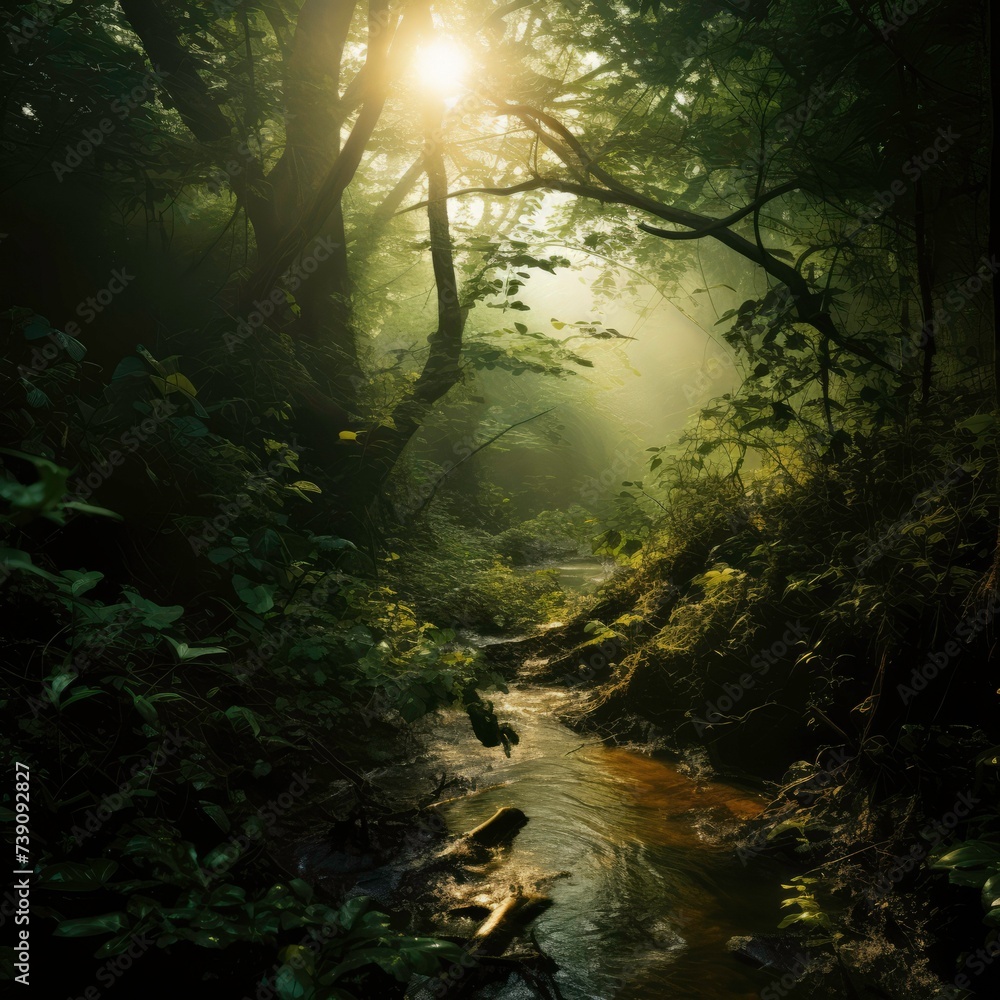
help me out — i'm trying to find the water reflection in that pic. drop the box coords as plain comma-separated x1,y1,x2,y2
417,687,802,999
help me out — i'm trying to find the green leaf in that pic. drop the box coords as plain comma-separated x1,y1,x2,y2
274,962,310,999
61,501,123,520
981,873,1000,913
288,879,313,904
0,449,70,514
112,356,148,380
0,548,62,584
313,536,357,553
57,332,87,361
165,635,227,661
123,589,184,629
225,705,261,737
232,575,275,614
22,381,52,408
23,315,53,340
201,802,231,833
330,947,410,982
39,860,119,891
61,570,104,596
50,672,77,697
932,841,1000,875
957,414,996,436
336,896,374,932
130,691,158,725
59,687,106,710
54,912,127,937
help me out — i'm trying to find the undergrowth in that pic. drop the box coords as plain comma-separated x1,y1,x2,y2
0,330,543,996
569,389,1000,996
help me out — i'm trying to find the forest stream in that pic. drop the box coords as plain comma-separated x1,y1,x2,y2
403,687,792,1000
339,562,806,1000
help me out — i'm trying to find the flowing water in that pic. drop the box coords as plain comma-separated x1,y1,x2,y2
540,557,615,595
407,686,802,1000
393,559,809,999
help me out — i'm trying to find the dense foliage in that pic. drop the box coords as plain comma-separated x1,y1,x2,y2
0,0,993,997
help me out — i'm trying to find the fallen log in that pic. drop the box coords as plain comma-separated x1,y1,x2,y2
473,891,552,957
464,806,528,847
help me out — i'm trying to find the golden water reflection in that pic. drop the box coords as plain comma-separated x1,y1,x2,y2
417,686,807,1000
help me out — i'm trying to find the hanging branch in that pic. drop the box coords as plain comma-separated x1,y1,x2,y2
408,407,557,518
403,175,897,374
356,13,471,487
406,112,466,411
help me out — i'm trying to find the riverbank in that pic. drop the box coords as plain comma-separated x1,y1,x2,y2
489,445,1000,999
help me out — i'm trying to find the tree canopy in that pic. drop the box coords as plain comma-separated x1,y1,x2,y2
3,0,989,529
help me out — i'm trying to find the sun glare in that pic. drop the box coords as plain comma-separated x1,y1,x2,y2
413,39,468,98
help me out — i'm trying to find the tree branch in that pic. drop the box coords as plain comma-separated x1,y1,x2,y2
405,175,896,371
401,100,465,419
247,0,414,300
267,0,358,228
118,0,230,142
373,154,426,221
636,180,800,239
119,0,278,245
361,17,468,484
410,407,556,517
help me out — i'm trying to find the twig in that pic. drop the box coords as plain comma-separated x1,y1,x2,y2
409,407,556,517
